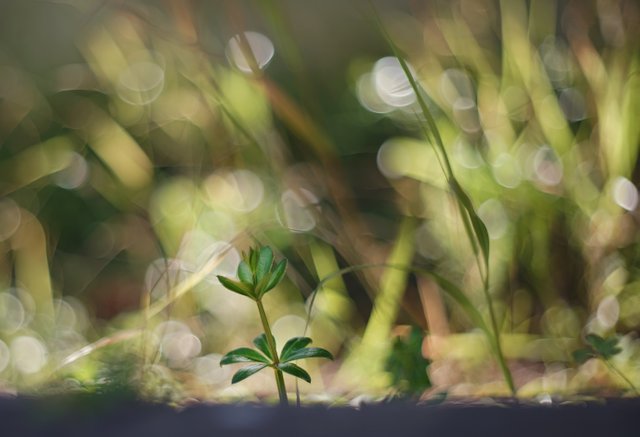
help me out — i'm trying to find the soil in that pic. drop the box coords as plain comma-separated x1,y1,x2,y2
1,394,638,437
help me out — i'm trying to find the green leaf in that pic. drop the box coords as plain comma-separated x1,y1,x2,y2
231,364,268,384
281,347,333,363
372,4,511,394
587,335,621,359
280,337,312,362
598,337,622,359
217,276,254,298
255,246,273,282
585,334,605,348
573,348,595,364
262,259,287,295
451,181,490,266
253,333,274,361
427,272,491,337
249,248,258,271
385,326,431,396
220,347,270,365
254,274,271,297
470,213,490,264
237,261,254,285
277,362,311,383
605,345,623,358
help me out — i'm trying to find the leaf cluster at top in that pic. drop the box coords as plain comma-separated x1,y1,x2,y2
573,334,622,364
217,246,287,300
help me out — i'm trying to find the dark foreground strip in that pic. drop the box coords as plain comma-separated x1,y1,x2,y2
1,395,637,437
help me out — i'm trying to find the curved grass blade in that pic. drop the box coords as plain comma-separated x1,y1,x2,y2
304,263,489,337
280,337,312,362
253,333,275,361
145,236,240,319
368,4,489,278
370,4,514,395
422,270,491,335
221,347,270,365
602,359,639,395
303,261,513,393
450,181,490,271
277,362,311,383
55,329,142,372
232,364,268,384
281,347,333,363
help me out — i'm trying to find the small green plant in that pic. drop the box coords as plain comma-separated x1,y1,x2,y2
385,326,431,397
573,334,638,394
217,246,333,405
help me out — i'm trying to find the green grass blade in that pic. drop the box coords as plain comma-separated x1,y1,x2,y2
338,218,416,387
305,261,512,392
370,4,513,394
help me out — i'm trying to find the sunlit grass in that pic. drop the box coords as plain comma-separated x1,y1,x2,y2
0,0,639,402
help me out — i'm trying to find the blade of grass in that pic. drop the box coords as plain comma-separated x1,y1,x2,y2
145,232,244,318
222,1,386,304
305,262,491,344
369,3,515,395
55,329,142,371
337,217,416,387
603,359,640,396
305,261,519,392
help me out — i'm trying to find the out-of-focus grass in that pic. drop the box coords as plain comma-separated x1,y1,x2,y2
0,0,639,402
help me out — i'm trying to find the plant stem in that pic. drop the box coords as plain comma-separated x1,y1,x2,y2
480,270,516,396
604,359,639,395
370,5,516,396
462,208,516,396
256,299,288,405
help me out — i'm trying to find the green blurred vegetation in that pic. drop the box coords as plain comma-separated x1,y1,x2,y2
0,0,639,402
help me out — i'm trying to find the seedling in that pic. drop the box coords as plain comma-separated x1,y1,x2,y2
385,326,431,397
217,246,333,405
573,334,638,394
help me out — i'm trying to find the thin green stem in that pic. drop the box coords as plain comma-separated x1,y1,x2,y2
478,260,515,395
370,4,515,395
256,299,288,405
604,359,639,395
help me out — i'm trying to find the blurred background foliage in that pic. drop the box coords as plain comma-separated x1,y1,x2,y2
0,0,639,402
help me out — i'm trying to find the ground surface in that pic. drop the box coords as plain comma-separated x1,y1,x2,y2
1,395,638,437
